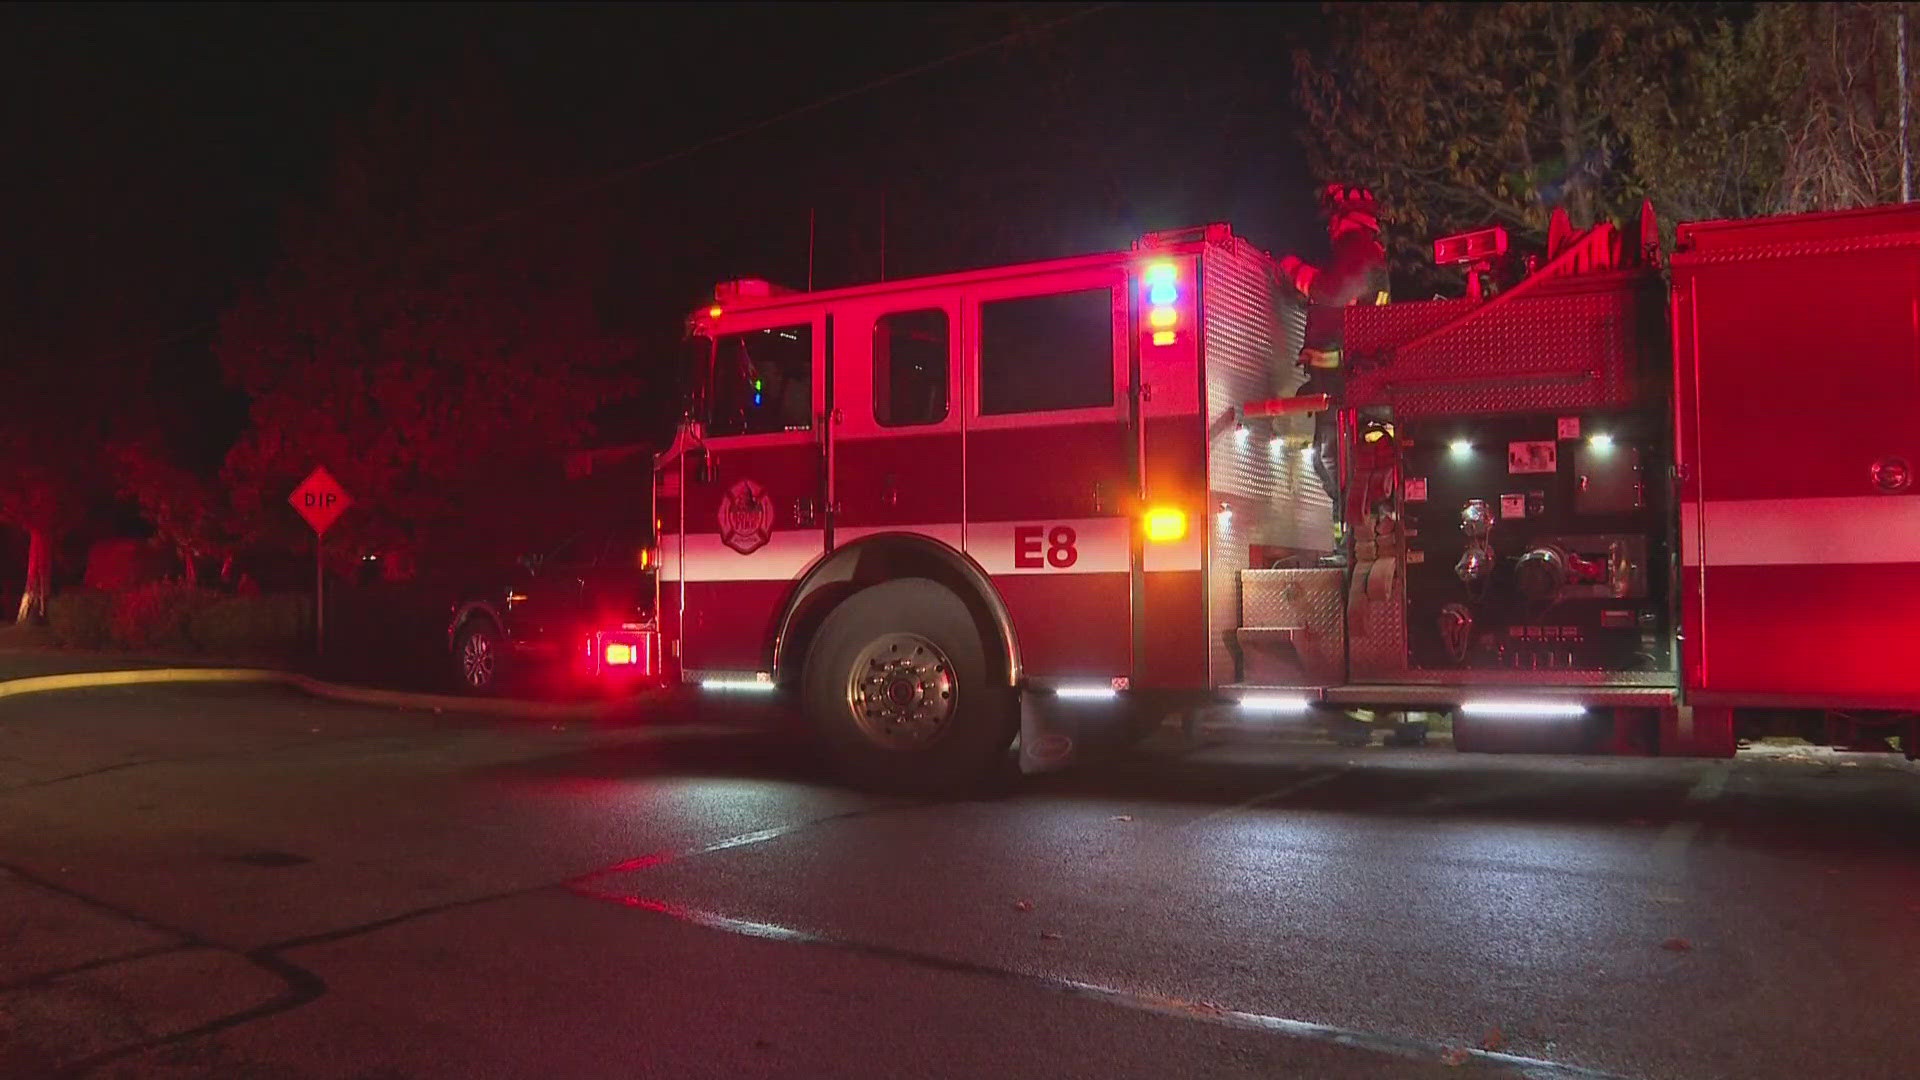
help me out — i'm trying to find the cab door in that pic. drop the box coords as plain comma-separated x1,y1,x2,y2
831,298,963,551
962,268,1134,683
506,529,595,661
678,314,828,677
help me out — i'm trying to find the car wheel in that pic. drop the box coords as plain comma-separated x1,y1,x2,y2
453,617,505,694
803,578,1015,795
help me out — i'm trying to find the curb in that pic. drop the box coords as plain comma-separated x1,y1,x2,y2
0,666,676,722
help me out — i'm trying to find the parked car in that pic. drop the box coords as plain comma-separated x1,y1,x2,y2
445,521,657,694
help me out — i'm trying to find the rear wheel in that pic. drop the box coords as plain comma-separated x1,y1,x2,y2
452,617,505,695
803,578,1015,794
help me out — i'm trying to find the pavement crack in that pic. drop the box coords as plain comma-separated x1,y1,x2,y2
0,733,440,795
1179,767,1349,828
0,943,198,994
0,858,333,1079
0,859,200,944
1,757,173,793
568,798,929,889
576,887,1628,1080
251,801,934,960
53,949,329,1080
563,798,1631,1079
256,883,558,955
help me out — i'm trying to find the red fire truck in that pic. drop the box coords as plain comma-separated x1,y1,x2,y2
619,201,1920,790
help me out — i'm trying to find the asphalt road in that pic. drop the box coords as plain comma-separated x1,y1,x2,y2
2,682,1917,1079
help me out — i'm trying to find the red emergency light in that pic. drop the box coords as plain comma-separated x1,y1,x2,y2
1433,226,1509,267
594,630,659,678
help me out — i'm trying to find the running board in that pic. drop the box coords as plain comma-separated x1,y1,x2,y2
1222,683,1677,708
1326,684,1675,708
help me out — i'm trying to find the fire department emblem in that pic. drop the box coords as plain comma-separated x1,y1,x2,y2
718,479,774,555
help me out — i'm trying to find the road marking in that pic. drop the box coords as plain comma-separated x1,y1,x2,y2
1653,762,1731,879
571,811,1627,1080
1180,769,1348,829
0,667,284,700
0,665,694,723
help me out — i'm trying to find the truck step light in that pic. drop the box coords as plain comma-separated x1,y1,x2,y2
1459,701,1588,718
1239,695,1311,713
604,643,638,666
1052,685,1117,700
702,678,777,692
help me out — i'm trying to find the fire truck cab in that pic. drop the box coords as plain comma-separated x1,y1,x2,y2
651,205,1920,790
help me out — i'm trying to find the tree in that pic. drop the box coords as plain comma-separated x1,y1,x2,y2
1298,3,1920,276
0,399,109,621
1631,3,1920,220
109,442,233,587
216,61,639,571
0,236,162,623
1294,3,1697,280
1,15,216,621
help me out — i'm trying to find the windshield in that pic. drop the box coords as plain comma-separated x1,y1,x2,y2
707,324,813,437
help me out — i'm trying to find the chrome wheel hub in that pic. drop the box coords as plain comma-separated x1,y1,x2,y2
847,633,957,749
461,631,495,687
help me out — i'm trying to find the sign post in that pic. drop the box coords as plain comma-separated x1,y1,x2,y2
288,467,352,655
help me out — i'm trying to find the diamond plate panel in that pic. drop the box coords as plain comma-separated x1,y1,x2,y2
1240,568,1345,628
1239,568,1345,683
1343,274,1661,417
1203,232,1328,686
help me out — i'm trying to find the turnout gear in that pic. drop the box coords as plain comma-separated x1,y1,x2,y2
1277,182,1390,548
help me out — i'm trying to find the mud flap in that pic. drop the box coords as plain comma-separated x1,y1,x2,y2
1018,691,1078,774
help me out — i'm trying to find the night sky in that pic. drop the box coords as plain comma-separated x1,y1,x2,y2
3,3,1324,453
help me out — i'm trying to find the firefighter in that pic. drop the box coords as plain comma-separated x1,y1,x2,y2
1275,183,1390,556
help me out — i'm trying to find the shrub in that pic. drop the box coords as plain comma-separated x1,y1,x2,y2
108,583,219,652
188,594,311,658
47,590,113,650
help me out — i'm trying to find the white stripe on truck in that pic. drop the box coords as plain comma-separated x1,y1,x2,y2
1682,496,1920,567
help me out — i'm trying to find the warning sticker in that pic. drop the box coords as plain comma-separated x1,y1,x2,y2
1508,440,1558,474
1556,416,1581,440
1404,477,1428,502
1500,493,1527,519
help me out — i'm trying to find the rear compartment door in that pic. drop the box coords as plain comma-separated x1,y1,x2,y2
1678,228,1920,705
962,267,1134,684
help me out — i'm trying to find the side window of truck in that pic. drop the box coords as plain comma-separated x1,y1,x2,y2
873,309,950,427
708,324,813,437
978,288,1115,415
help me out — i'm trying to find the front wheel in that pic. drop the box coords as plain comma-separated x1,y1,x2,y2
802,578,1015,794
452,618,505,695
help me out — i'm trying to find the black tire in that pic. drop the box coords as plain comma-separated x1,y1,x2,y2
802,578,1016,795
451,617,505,695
